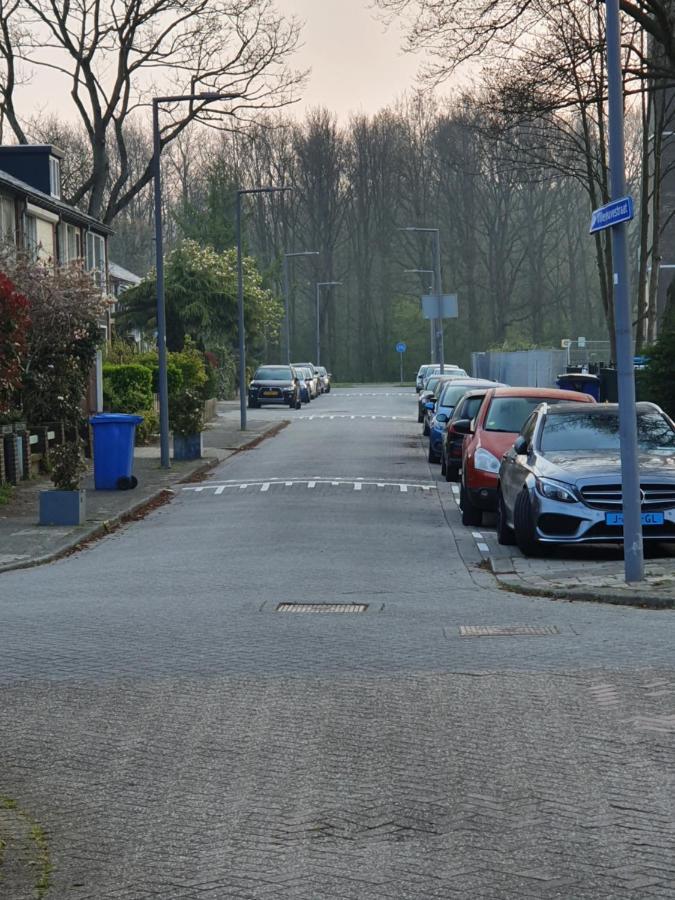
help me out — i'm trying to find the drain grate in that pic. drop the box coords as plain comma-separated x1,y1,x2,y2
459,625,560,637
277,602,368,614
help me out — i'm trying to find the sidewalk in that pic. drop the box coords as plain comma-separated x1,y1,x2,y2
490,551,675,609
0,402,286,575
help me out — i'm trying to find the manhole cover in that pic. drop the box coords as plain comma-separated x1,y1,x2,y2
459,625,560,637
277,602,368,614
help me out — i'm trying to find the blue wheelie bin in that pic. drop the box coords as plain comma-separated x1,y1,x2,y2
555,373,601,401
90,413,144,490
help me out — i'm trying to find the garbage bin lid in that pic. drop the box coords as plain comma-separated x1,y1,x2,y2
90,413,144,425
556,373,599,382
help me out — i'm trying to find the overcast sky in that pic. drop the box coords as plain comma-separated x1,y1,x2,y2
281,0,426,119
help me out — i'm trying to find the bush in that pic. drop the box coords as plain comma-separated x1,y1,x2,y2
169,388,204,436
135,408,159,445
50,439,87,491
103,363,153,413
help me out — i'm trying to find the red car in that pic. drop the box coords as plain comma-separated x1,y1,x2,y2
457,386,595,526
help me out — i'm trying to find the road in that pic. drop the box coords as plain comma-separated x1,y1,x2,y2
0,386,674,899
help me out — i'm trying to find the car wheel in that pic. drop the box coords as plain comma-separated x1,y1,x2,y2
460,482,482,526
496,489,516,546
423,420,430,437
445,462,459,483
295,399,302,410
417,409,424,423
513,489,543,556
428,444,440,464
247,400,259,409
440,455,447,476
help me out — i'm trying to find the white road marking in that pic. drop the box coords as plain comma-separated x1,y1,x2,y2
354,482,362,491
477,542,490,553
215,486,226,495
472,532,483,539
399,484,408,493
308,481,316,489
239,484,248,490
260,482,270,492
183,478,437,495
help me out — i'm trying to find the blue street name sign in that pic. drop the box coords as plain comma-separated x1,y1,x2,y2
589,196,634,234
395,342,407,353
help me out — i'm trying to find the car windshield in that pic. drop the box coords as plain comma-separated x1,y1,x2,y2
541,410,675,453
485,397,565,433
254,367,292,381
439,384,479,409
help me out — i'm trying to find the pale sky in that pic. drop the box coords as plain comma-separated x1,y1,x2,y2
280,0,427,119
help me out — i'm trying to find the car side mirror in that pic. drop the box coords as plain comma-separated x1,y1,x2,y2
435,412,448,423
452,418,472,435
513,436,530,455
425,401,435,410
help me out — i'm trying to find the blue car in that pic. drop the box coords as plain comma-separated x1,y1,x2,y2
427,379,501,463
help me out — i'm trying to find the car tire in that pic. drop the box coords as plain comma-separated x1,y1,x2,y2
496,489,516,546
423,420,430,437
460,482,482,526
445,462,459,483
247,400,259,409
440,455,447,476
417,409,424,423
428,444,440,464
295,399,302,410
513,489,543,556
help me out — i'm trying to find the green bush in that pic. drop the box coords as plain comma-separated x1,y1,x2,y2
135,408,159,445
135,352,183,395
169,388,204,436
103,363,153,413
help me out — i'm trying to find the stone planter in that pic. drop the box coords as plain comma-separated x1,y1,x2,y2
173,432,203,461
39,489,86,526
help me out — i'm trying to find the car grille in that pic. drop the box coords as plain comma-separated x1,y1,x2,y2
580,482,675,511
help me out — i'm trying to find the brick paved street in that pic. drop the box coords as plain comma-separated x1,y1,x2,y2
1,387,674,899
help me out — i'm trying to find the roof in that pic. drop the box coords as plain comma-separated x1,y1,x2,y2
0,168,112,235
545,401,661,415
487,386,595,401
109,261,141,284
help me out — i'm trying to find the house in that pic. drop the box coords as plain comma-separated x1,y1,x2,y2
0,144,112,291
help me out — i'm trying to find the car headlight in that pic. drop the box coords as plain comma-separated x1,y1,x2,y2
536,478,578,503
474,448,501,474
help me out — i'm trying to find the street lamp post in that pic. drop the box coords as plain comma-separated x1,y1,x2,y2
236,186,293,431
400,227,444,373
404,268,435,360
315,281,342,366
604,0,644,582
283,251,319,364
153,91,233,468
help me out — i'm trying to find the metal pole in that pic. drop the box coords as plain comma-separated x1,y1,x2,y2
606,0,644,582
236,191,247,431
399,351,403,383
153,100,171,469
429,270,435,362
433,231,444,374
316,282,321,366
283,253,291,364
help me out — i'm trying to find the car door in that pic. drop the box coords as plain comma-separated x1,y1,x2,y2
500,412,537,510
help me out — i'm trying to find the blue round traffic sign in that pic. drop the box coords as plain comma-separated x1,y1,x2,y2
395,342,407,353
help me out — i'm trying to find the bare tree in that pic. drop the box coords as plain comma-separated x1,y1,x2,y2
0,0,303,223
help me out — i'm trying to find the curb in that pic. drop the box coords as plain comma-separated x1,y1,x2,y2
0,421,288,576
492,566,675,610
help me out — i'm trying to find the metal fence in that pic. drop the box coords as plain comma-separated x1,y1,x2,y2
471,350,567,387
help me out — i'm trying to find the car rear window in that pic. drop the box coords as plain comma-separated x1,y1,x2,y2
439,384,477,409
541,410,675,453
455,394,485,421
485,397,565,433
254,367,292,381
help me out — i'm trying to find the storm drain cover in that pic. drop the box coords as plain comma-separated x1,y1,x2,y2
277,602,368,614
459,625,560,637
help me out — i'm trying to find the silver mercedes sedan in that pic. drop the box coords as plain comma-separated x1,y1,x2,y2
497,401,675,555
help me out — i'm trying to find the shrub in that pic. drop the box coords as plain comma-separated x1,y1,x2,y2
103,363,153,413
169,388,204,436
0,271,30,416
135,408,159,445
50,440,87,491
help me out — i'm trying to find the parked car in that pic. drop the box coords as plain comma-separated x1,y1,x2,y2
295,369,311,404
420,373,471,434
457,386,595,525
416,364,434,393
317,366,331,393
293,363,319,398
248,365,301,409
439,379,506,481
427,379,500,464
497,401,675,554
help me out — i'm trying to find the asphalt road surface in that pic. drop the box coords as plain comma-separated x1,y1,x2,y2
1,387,674,899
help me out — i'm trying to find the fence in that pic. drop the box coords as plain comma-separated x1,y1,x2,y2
471,350,567,387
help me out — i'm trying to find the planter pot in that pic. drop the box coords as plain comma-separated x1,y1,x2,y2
39,489,86,526
173,432,203,461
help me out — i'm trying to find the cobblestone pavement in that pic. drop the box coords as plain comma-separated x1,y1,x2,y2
0,387,674,899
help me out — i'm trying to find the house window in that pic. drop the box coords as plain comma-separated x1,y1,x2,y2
0,195,15,245
49,156,61,199
85,231,106,286
59,222,82,263
24,214,38,259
